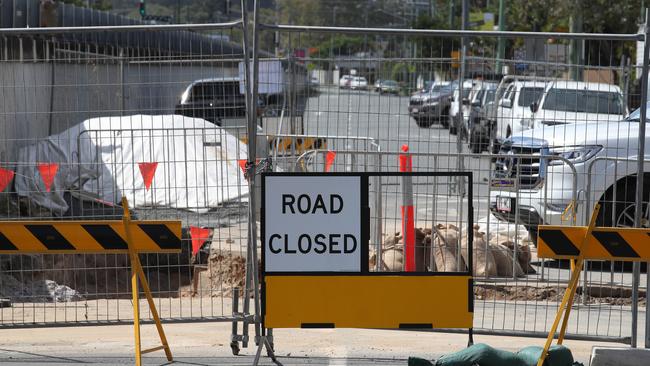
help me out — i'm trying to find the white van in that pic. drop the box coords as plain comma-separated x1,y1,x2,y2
494,80,547,144
530,81,627,128
449,79,475,134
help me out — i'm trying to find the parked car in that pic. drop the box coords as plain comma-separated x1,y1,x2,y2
377,79,400,94
530,81,627,128
348,76,368,90
339,75,353,89
309,75,320,91
175,77,247,126
489,105,647,240
493,80,547,147
467,81,498,153
373,79,383,91
449,79,475,135
408,81,453,128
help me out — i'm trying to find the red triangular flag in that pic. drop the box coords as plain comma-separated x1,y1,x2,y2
238,160,247,174
37,163,59,192
325,150,336,172
138,162,158,191
190,226,211,256
0,168,15,192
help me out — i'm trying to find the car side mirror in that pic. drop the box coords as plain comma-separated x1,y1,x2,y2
530,102,539,113
471,100,481,107
499,99,512,108
462,98,470,105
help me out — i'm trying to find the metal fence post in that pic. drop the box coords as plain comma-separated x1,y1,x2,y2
239,0,256,349
249,0,263,346
635,9,650,349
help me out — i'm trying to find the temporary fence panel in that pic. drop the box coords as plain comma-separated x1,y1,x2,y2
0,20,259,328
260,23,647,345
3,1,650,352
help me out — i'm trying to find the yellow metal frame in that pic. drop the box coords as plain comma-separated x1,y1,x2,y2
121,196,173,365
536,204,601,366
264,275,473,329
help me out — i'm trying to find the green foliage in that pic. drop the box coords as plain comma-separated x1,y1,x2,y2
61,0,112,11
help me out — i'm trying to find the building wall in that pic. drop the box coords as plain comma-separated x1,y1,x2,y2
0,61,239,161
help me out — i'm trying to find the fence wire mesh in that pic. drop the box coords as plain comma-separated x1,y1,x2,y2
0,23,257,327
263,26,647,343
0,10,649,347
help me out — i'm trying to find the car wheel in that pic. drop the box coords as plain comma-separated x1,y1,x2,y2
598,177,650,228
469,127,481,154
449,117,458,135
416,117,432,128
440,107,450,128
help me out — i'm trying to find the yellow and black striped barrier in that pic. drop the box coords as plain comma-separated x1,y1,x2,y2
0,221,181,254
0,197,180,366
268,136,327,155
537,225,650,261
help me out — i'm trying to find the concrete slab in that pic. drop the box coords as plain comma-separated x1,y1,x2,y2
590,347,650,366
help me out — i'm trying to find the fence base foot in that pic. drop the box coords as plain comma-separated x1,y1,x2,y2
252,335,281,366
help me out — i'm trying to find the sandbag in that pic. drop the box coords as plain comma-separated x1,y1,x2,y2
492,244,524,277
517,345,576,366
435,343,524,366
434,244,465,272
461,228,497,277
380,248,403,271
434,343,578,366
408,357,434,366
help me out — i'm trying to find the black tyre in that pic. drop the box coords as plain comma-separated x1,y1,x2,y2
449,119,458,135
416,117,432,128
469,127,481,154
598,177,650,228
440,107,450,128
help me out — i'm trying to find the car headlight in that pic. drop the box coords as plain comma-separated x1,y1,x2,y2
547,145,602,166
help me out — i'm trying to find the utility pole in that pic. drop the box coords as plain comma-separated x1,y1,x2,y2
569,1,583,81
496,0,505,73
449,0,454,28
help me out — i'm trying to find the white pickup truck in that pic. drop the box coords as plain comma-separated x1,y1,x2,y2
490,106,642,238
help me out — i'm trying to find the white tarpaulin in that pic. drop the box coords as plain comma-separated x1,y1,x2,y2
15,115,248,214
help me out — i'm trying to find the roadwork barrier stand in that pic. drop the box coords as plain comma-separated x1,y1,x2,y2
121,196,174,366
259,172,474,366
536,204,604,366
0,196,182,366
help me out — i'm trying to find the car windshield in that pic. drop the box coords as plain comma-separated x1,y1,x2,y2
431,84,448,92
625,106,650,121
518,87,545,107
384,80,397,86
484,89,496,103
543,88,624,114
190,81,240,101
474,89,486,103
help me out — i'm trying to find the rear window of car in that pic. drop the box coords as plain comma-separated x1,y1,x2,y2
542,88,624,115
191,81,240,101
517,87,545,107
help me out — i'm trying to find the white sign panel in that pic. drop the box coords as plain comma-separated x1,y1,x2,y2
264,175,362,272
238,60,284,95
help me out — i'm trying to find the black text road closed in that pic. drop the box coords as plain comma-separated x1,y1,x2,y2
263,175,362,272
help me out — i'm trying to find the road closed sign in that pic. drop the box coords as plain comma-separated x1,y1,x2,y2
262,174,365,272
